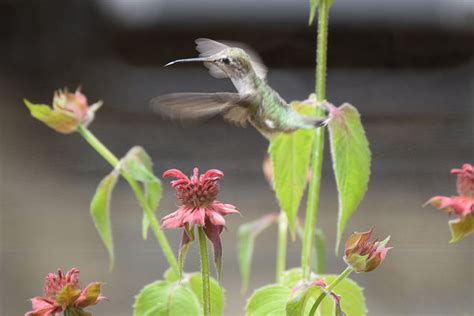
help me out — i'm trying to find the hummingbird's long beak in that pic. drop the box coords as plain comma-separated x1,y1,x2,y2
164,57,214,67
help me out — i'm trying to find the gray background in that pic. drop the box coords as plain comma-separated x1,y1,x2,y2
0,0,473,315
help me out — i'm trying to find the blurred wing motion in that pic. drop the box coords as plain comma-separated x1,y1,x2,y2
151,92,251,125
195,38,268,80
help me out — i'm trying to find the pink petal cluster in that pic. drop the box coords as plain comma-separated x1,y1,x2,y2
161,167,240,278
53,89,90,124
161,168,239,229
427,163,474,217
344,229,391,273
26,268,106,316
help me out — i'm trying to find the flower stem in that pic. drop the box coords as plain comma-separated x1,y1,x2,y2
198,227,211,316
275,211,288,283
77,125,179,276
301,0,331,280
309,266,353,316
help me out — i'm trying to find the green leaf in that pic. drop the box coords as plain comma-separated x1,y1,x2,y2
280,268,304,289
238,213,278,292
188,273,225,316
308,0,335,26
246,285,291,316
122,146,159,183
449,214,474,243
327,103,371,252
24,99,78,134
142,180,162,240
269,102,315,237
317,275,367,316
121,146,162,240
286,284,324,316
90,170,119,271
134,280,201,316
163,268,179,283
308,0,318,25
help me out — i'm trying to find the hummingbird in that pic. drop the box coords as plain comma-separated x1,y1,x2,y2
152,38,324,139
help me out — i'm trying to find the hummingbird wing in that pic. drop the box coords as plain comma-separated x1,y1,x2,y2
151,92,250,125
195,38,268,80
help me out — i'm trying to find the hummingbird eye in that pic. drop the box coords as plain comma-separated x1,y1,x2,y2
221,58,231,65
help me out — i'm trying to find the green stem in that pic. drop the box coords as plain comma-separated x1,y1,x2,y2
301,0,331,280
309,266,353,316
275,211,288,283
77,125,179,276
198,227,211,316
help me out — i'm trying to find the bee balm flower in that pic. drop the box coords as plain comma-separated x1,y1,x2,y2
426,163,474,242
344,229,391,273
25,267,106,316
161,168,239,277
24,88,102,134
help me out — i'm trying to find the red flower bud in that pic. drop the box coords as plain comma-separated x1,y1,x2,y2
344,229,391,273
25,88,102,134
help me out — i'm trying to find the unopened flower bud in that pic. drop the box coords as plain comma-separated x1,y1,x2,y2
344,229,391,273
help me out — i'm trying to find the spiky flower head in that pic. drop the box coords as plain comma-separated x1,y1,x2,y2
161,167,239,279
25,267,106,316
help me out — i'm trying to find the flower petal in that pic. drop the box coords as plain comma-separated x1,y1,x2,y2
160,211,183,229
163,169,189,180
25,297,59,316
76,282,106,308
185,207,205,226
427,196,474,217
203,220,224,280
344,229,372,257
203,169,224,180
206,209,226,226
212,202,240,215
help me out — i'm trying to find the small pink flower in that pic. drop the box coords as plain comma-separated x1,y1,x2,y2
426,163,474,242
344,229,391,273
161,168,239,278
427,163,474,217
24,88,102,134
25,268,107,316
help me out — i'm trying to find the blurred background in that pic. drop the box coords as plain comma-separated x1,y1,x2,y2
0,0,473,315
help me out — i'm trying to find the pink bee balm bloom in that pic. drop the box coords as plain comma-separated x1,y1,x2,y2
426,163,474,242
161,168,239,278
344,229,391,273
25,268,107,316
161,168,239,228
427,163,474,217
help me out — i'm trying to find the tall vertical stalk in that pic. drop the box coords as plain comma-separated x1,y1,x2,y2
275,211,288,283
301,0,331,280
198,227,211,316
77,125,179,276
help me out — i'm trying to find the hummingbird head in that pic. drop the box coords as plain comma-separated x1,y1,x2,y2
165,47,253,79
206,48,253,79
